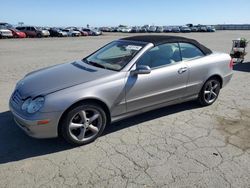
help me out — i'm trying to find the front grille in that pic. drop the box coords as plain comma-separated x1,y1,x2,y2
11,90,23,106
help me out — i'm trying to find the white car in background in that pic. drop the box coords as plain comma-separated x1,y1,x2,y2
121,27,132,33
0,26,13,38
62,29,81,37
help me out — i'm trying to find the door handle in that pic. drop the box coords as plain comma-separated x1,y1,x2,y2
178,67,188,74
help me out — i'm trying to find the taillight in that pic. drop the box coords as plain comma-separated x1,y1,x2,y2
229,59,233,69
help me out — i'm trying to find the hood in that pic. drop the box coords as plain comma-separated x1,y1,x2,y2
16,61,116,98
0,29,11,32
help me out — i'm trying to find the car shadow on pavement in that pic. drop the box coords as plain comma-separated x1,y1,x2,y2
104,101,200,135
0,111,73,164
233,62,250,72
0,101,200,164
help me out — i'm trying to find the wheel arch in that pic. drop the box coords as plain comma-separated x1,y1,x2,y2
204,74,223,88
57,98,111,137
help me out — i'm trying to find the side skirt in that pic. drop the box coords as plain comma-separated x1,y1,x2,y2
111,94,198,123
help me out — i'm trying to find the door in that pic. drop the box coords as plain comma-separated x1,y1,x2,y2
178,42,207,96
30,27,37,37
125,43,189,112
26,27,33,37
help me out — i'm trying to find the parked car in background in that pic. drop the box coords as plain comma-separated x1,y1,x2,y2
147,26,157,32
139,26,147,33
100,27,111,32
163,26,172,32
0,26,13,38
49,28,67,37
0,22,13,29
121,27,132,33
82,28,102,36
172,27,180,33
199,26,207,32
78,29,88,36
8,28,26,38
156,26,164,33
110,27,118,32
207,26,216,32
131,26,140,33
66,27,88,36
9,35,233,145
141,25,149,32
117,26,127,32
62,29,81,37
180,26,191,33
74,28,88,36
190,26,199,32
16,26,50,37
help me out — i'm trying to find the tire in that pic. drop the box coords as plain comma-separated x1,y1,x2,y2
37,33,42,38
60,102,107,146
198,78,221,106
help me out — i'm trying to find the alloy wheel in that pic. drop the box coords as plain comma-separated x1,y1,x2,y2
203,80,220,104
68,108,102,142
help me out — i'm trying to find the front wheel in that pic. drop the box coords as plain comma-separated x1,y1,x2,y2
60,103,107,146
198,78,221,106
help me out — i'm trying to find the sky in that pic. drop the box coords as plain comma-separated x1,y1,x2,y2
1,0,250,27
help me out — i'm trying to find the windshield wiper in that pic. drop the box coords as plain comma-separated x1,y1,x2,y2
83,59,106,69
89,61,106,69
82,59,118,71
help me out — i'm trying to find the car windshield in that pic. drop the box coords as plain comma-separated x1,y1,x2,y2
0,26,7,29
83,41,146,71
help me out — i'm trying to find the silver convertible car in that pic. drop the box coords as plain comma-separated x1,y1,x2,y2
9,35,233,145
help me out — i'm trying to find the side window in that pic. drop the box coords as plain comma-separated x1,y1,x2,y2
179,43,204,60
27,27,31,31
137,43,181,69
30,27,35,31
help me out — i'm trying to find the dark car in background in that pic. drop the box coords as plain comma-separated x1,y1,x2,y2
48,28,67,37
16,26,50,37
172,27,181,33
100,27,111,32
163,26,172,32
131,26,140,33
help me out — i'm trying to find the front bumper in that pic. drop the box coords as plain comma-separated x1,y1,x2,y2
9,104,62,139
1,33,13,37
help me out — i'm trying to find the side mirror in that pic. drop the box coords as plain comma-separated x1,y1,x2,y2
131,65,151,75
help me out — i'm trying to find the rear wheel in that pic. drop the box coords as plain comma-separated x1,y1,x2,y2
61,103,107,145
198,78,221,106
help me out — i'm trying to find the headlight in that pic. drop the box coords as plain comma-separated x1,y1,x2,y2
21,97,45,114
21,98,32,111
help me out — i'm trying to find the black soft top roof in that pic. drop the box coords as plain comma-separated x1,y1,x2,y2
121,35,212,55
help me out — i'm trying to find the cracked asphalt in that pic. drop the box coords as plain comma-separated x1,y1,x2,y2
0,31,250,188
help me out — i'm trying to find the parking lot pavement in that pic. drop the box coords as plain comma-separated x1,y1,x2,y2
0,31,250,187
